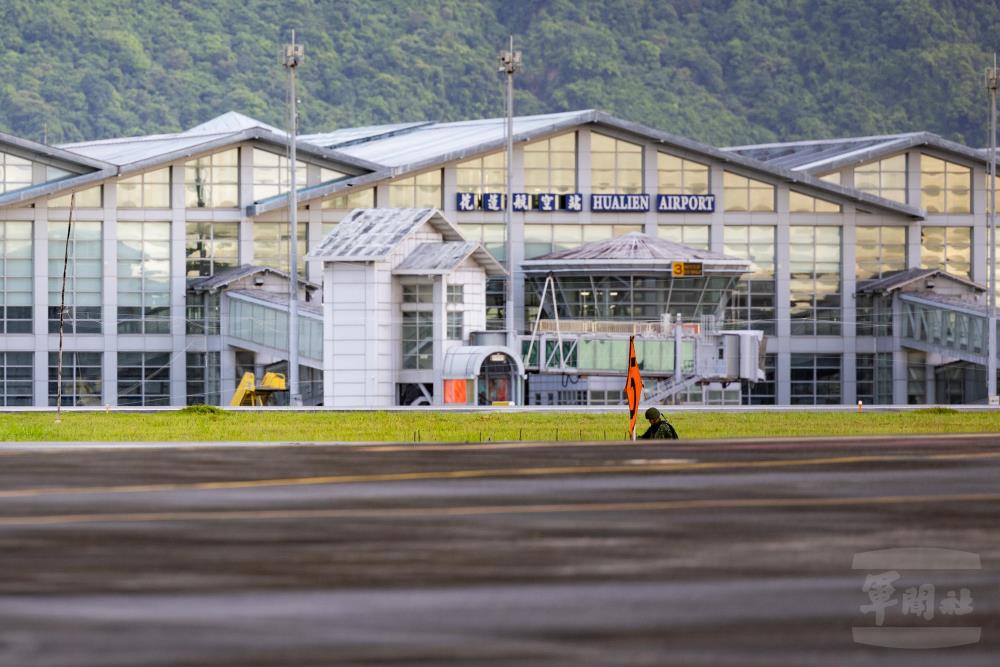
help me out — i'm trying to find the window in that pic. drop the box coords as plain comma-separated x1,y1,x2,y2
921,226,971,278
185,149,238,208
907,351,927,404
856,226,907,280
117,352,171,406
723,172,775,212
447,284,464,304
252,149,307,201
819,172,841,185
486,278,505,331
0,352,32,406
657,225,710,250
0,221,33,333
789,191,841,213
118,168,170,208
321,187,374,210
591,133,643,194
118,222,171,334
459,223,506,261
185,291,220,335
790,226,841,335
790,354,842,405
742,353,776,405
523,132,576,195
524,224,641,259
0,152,33,192
253,221,306,273
402,283,433,303
185,222,239,277
402,311,433,369
48,351,101,406
657,152,709,196
855,154,906,203
921,155,971,213
456,152,506,195
857,353,893,405
724,225,776,334
447,311,463,340
388,170,442,208
186,351,220,406
48,221,102,334
50,186,102,208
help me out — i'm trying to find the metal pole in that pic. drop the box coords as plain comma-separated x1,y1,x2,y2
284,31,304,406
987,56,998,405
55,193,76,422
500,37,520,351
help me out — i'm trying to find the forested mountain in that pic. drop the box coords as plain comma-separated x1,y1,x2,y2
0,0,998,147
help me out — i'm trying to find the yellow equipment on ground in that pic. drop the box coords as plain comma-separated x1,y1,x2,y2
230,372,287,406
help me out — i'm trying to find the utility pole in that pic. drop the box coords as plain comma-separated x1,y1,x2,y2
283,31,304,406
499,37,521,350
987,55,998,405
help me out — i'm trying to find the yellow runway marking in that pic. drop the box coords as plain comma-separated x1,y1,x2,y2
0,451,998,499
1,492,999,527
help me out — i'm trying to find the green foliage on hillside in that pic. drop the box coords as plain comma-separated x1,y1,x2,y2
0,0,998,147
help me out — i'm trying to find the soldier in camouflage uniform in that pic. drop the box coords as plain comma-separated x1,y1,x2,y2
639,407,678,440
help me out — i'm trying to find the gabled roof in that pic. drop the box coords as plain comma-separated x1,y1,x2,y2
301,122,436,149
257,109,926,219
727,132,989,175
305,208,464,262
187,264,319,294
182,111,285,136
521,232,750,273
856,268,984,295
392,241,507,277
0,130,113,171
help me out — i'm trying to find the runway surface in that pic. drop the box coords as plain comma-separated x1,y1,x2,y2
0,434,998,666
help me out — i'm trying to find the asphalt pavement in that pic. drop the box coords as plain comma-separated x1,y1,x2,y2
0,434,998,666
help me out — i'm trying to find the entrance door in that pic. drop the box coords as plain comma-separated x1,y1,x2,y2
479,353,514,404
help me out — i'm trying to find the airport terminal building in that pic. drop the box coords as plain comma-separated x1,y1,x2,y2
0,107,995,406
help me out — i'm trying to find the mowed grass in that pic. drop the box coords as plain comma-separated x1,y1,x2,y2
0,408,998,442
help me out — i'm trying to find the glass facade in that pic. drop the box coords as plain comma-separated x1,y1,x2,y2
388,170,442,208
657,225,710,250
48,351,102,406
0,352,32,406
447,311,463,339
790,353,842,405
118,221,171,334
117,351,171,406
186,291,221,335
456,152,506,195
856,226,907,280
186,351,221,406
321,187,374,209
723,172,775,212
920,155,971,213
523,132,576,195
857,352,893,405
657,153,709,195
789,191,841,213
855,154,906,203
590,133,643,194
458,223,506,261
118,168,170,208
524,224,642,259
0,152,33,192
742,353,776,405
921,226,971,278
48,221,102,334
0,221,32,333
185,222,239,277
789,226,841,335
252,149,306,201
185,149,239,208
253,221,306,273
724,225,776,334
50,186,102,208
401,311,433,369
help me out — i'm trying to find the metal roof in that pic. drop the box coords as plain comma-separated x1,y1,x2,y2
226,288,322,317
898,291,988,318
305,208,464,262
727,132,989,174
301,121,435,149
0,130,112,171
442,345,526,379
521,232,750,273
856,268,984,295
392,241,507,277
187,264,319,293
0,168,118,208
